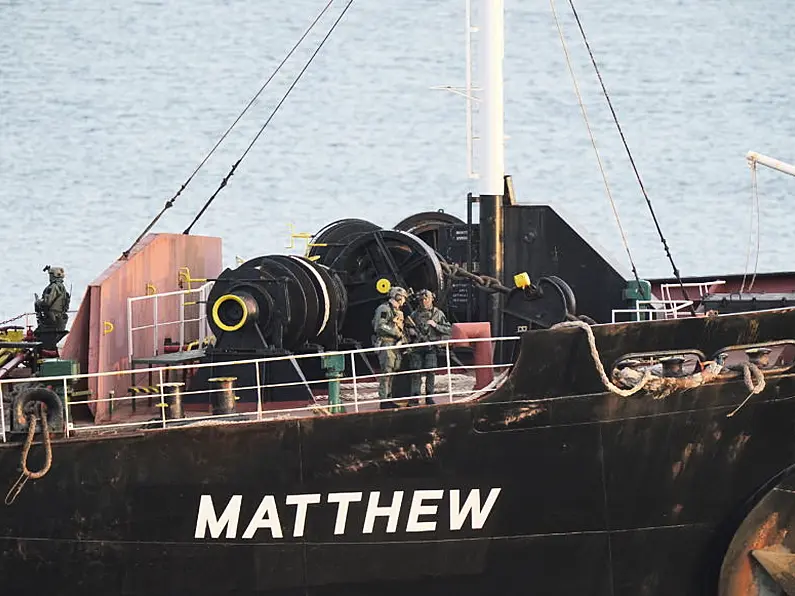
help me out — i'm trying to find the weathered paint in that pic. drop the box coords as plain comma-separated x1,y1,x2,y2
1,308,795,594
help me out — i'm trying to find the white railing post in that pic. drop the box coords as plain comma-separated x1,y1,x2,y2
179,292,185,351
0,383,6,443
62,377,71,438
255,362,263,421
127,297,134,371
158,369,166,428
446,342,453,403
200,284,209,342
153,298,159,355
351,352,359,413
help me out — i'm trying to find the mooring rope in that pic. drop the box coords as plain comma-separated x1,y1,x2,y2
726,361,766,417
552,320,654,397
554,320,767,409
4,404,53,505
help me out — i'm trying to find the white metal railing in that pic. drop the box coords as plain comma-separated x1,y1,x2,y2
0,335,519,443
612,300,696,323
660,280,725,306
127,282,213,364
613,280,727,323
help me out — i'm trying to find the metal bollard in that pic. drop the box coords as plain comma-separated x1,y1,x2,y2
660,356,686,377
321,354,346,414
159,382,185,420
745,347,772,369
208,377,238,415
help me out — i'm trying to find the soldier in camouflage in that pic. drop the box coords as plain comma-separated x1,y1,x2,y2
35,265,70,332
372,286,409,408
408,289,451,405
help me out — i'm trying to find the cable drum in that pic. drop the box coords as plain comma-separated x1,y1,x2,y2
206,265,279,352
289,255,332,335
393,211,465,252
206,254,348,353
329,229,445,347
306,218,381,265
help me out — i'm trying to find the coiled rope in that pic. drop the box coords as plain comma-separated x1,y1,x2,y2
4,404,53,505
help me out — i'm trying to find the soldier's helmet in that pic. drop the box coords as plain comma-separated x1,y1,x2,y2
417,289,435,302
389,286,408,300
48,266,65,280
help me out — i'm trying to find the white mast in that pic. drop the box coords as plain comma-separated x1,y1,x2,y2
478,0,506,197
474,0,506,338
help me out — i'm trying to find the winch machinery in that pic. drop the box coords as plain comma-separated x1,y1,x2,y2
205,212,586,356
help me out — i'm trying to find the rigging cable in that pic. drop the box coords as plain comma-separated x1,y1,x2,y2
566,0,696,314
740,161,761,293
549,0,643,293
183,0,355,235
120,0,339,259
748,167,762,291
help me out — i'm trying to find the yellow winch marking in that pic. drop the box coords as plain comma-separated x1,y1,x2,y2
376,278,391,294
514,272,532,289
211,294,248,332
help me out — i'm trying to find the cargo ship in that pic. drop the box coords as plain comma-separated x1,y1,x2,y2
1,1,794,594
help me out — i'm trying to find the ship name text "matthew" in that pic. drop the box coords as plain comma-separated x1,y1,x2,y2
195,488,502,539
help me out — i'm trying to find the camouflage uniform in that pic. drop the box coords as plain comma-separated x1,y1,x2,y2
35,266,70,332
409,291,451,404
372,288,408,405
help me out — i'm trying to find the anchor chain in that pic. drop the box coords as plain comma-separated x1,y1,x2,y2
5,403,53,505
439,262,512,294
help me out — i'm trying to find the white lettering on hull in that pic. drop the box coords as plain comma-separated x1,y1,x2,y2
327,491,362,535
195,494,242,539
194,488,501,540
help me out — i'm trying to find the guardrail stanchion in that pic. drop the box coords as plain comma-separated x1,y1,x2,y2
158,369,166,428
446,341,453,403
0,383,6,443
351,352,359,413
62,377,71,438
255,362,263,421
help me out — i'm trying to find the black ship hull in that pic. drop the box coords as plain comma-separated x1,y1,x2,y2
3,309,795,595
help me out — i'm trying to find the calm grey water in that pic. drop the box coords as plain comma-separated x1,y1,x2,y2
1,0,794,317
